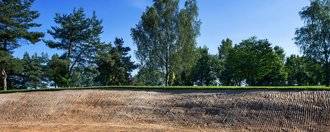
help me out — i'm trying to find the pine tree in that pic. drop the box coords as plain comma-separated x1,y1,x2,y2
0,0,44,90
45,8,103,86
96,38,137,85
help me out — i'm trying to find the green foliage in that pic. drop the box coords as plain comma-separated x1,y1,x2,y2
47,54,68,88
0,51,11,64
295,0,330,86
2,0,330,88
1,54,23,89
190,47,216,85
0,0,44,90
95,38,137,86
131,0,200,86
173,0,201,85
70,64,98,87
285,55,323,85
21,52,48,89
218,38,234,85
218,38,233,61
226,37,283,86
258,46,287,86
134,66,163,86
45,8,103,86
0,0,44,49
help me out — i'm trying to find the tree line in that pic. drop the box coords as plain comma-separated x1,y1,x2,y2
1,0,329,90
1,0,136,89
132,0,329,86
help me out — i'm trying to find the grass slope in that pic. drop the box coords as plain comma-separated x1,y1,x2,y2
0,85,330,94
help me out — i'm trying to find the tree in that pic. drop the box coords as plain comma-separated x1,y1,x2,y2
21,52,48,89
285,55,308,85
95,44,113,85
0,52,23,89
285,55,323,85
131,0,200,86
96,38,137,85
190,47,215,86
257,46,287,86
173,0,201,85
227,37,278,86
134,66,163,86
0,0,44,90
112,38,137,84
70,64,98,87
209,54,222,85
218,38,234,85
304,57,323,85
295,0,330,86
47,54,68,88
45,8,103,86
218,38,233,61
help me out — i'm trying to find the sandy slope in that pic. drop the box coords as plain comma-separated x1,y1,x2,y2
0,89,329,131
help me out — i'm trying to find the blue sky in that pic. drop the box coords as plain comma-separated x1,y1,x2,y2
14,0,309,59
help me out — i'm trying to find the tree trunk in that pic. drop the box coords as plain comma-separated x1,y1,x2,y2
66,42,72,87
2,40,8,90
165,44,169,86
2,65,7,91
325,50,330,86
325,62,330,87
69,48,87,77
165,65,169,86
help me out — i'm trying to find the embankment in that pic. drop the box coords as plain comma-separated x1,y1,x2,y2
0,89,329,131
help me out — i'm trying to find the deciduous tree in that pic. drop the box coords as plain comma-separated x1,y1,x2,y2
190,47,215,86
227,37,278,86
131,0,200,86
218,38,234,85
285,55,323,85
295,0,330,86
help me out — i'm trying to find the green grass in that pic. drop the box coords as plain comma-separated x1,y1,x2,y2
0,85,330,94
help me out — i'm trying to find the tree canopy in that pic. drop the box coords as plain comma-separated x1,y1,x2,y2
0,0,44,90
226,37,284,86
295,0,330,86
96,38,137,85
45,8,103,86
131,0,200,86
1,0,330,89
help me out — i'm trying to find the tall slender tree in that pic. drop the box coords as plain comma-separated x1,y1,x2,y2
295,0,330,86
131,0,200,86
174,0,201,85
218,38,234,85
0,0,44,90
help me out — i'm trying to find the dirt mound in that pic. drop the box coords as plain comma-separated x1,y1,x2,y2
0,89,329,131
